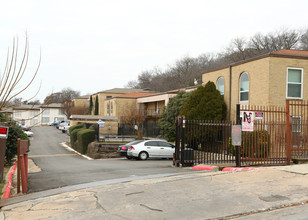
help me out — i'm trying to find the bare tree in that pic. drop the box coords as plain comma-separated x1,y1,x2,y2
60,87,80,102
44,88,80,104
122,108,146,140
0,35,40,110
127,27,307,93
125,80,139,89
27,99,41,105
62,99,87,118
299,29,308,50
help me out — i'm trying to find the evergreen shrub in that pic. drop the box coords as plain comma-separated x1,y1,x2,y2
76,128,96,154
69,124,85,146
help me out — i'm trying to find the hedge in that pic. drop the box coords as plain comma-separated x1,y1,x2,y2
76,128,96,154
69,124,85,146
69,123,85,134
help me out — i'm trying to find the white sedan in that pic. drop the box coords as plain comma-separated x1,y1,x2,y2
127,140,175,160
24,130,33,137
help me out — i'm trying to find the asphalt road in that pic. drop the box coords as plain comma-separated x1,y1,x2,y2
28,126,196,193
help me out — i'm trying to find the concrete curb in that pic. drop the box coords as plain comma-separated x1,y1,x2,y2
2,162,17,199
192,165,219,171
0,170,217,207
222,167,262,172
60,142,93,160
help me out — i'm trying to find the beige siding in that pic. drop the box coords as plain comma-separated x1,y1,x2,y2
114,98,137,122
269,57,308,106
202,67,230,112
73,99,89,108
202,56,308,121
202,58,270,121
91,92,121,115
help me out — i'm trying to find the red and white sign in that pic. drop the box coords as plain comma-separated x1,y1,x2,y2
242,111,254,132
0,126,9,139
255,111,264,120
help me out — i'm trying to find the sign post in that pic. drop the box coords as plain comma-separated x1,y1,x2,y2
232,125,241,146
97,120,105,141
0,126,9,182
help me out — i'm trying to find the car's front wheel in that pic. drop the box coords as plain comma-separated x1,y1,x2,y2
138,151,148,160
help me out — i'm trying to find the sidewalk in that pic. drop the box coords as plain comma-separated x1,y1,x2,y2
1,164,308,219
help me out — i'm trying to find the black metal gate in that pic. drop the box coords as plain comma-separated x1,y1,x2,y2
175,117,236,167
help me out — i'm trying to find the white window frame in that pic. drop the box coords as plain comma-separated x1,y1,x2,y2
286,67,303,99
42,117,50,123
43,109,50,115
14,111,22,117
239,72,249,103
30,111,38,117
216,77,224,98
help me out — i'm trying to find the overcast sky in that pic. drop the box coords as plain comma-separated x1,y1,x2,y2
0,0,307,102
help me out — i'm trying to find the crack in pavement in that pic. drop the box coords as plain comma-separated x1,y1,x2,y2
209,199,308,219
93,193,107,212
125,191,144,196
140,203,163,212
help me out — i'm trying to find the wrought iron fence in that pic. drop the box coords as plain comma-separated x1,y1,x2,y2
175,100,308,167
118,122,160,138
175,118,236,167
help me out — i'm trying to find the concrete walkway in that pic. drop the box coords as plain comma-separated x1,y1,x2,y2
1,164,308,219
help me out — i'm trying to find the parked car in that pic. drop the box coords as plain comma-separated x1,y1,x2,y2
48,121,57,126
127,140,175,160
58,122,70,132
20,125,31,131
56,120,68,129
61,125,70,133
53,121,62,128
117,140,145,159
24,130,33,137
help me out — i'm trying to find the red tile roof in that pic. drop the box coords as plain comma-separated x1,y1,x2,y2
116,92,158,98
203,49,308,74
271,49,308,57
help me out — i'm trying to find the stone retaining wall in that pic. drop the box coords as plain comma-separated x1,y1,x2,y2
87,142,122,159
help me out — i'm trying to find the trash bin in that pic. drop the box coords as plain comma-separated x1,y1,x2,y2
183,148,194,166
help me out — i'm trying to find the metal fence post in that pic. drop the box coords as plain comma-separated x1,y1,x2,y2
286,100,291,165
180,117,185,166
235,104,241,167
175,118,179,167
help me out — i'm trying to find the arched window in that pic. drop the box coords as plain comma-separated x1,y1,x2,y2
239,72,249,102
217,77,224,99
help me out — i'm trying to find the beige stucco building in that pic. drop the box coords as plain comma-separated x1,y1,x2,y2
72,95,90,109
104,92,158,122
90,88,154,116
136,86,198,123
202,49,308,121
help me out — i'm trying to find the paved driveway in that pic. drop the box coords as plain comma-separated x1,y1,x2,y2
28,126,196,192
